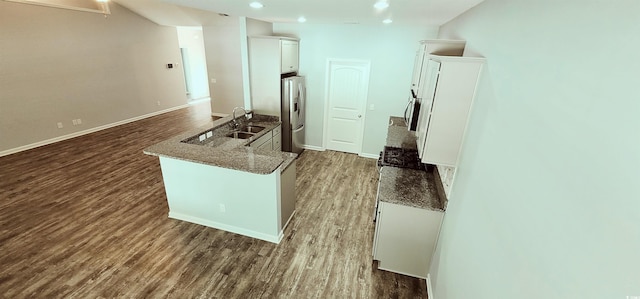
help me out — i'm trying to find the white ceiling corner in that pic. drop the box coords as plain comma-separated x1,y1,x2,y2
114,0,484,27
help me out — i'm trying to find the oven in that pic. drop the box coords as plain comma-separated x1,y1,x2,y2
374,146,430,221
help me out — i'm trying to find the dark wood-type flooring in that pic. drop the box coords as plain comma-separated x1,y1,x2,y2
0,102,427,298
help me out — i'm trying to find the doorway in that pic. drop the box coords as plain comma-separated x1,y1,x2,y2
176,27,210,102
323,59,371,154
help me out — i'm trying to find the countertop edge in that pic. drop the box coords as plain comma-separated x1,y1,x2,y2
143,114,297,175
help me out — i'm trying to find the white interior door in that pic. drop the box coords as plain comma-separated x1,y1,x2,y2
324,60,370,154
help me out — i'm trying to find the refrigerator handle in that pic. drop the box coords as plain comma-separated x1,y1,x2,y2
298,82,305,124
293,124,305,133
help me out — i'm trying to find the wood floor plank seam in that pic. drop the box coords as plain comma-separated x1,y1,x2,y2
0,102,427,298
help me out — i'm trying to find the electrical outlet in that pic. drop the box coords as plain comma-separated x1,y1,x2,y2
369,104,375,110
77,119,82,125
206,131,213,138
198,134,206,142
57,122,63,129
211,78,217,83
157,101,161,106
72,119,77,125
219,204,226,213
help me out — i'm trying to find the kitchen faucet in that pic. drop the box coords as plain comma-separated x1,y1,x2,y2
231,107,248,130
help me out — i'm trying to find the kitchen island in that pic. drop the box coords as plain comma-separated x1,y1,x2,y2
144,114,297,244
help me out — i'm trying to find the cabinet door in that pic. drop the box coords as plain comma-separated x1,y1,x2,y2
422,60,483,166
258,138,273,150
280,40,299,73
410,44,427,97
250,131,272,148
372,202,443,279
416,60,441,157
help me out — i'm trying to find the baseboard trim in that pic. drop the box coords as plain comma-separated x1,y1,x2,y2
303,145,325,151
282,210,296,232
0,104,189,157
377,265,427,280
168,212,280,244
358,152,379,159
427,273,435,299
279,210,297,241
211,112,229,118
188,97,211,104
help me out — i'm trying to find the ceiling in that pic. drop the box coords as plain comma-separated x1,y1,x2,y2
114,0,484,27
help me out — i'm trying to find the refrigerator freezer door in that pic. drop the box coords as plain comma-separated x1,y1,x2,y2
281,78,292,152
289,80,300,130
282,76,305,153
297,79,305,127
292,124,305,154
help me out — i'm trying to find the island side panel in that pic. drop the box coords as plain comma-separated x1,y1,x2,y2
278,161,296,232
158,157,280,243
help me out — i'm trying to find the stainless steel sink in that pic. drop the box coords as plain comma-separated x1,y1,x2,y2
226,131,254,139
241,125,265,133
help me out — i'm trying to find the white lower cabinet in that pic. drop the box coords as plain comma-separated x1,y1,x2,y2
373,202,444,279
250,132,272,149
272,133,282,151
257,138,272,150
272,125,282,151
249,125,282,151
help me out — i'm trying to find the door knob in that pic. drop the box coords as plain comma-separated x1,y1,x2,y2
358,115,362,118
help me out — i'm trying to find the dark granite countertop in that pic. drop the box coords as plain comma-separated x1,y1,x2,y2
389,116,407,127
378,166,444,211
376,116,446,211
143,114,297,174
386,117,418,150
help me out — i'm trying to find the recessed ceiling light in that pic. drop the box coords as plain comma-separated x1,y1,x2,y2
374,1,389,10
249,2,264,9
297,16,307,23
382,19,393,24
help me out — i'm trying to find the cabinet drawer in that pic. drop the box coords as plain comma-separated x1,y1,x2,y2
272,125,282,136
250,132,272,148
272,133,282,151
258,138,272,150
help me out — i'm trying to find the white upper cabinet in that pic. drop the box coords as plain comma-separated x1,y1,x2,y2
249,36,300,115
416,55,485,167
280,40,299,74
411,40,466,98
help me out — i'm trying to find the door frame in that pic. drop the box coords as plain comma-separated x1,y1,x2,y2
322,58,371,154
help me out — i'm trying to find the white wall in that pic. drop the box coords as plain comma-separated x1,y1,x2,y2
177,26,210,101
273,23,438,155
0,1,187,153
242,18,273,108
430,1,640,298
205,17,272,115
203,17,245,115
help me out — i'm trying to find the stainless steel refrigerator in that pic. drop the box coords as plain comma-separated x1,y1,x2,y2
281,76,305,154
